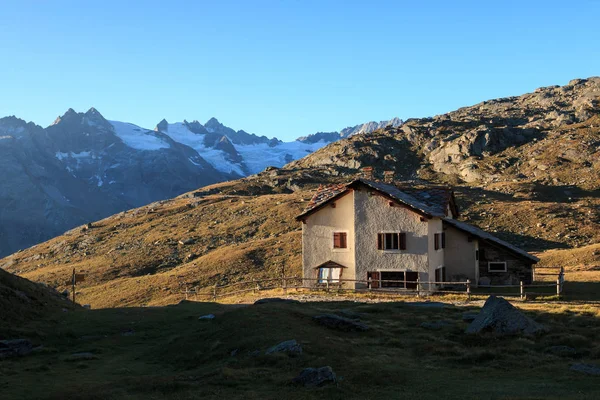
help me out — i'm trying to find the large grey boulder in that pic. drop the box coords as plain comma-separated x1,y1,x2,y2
0,339,33,359
570,363,600,376
465,295,546,336
313,314,369,332
293,366,337,387
265,339,302,356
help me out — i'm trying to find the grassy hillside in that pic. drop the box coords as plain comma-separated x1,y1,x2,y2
0,268,76,338
2,166,600,308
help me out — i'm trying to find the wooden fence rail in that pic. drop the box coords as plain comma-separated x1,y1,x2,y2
177,268,565,302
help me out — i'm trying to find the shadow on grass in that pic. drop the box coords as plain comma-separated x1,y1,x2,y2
3,298,600,400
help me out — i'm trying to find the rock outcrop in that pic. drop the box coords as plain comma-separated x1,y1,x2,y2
466,296,547,336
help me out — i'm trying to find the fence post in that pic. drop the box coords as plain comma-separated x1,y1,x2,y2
556,278,561,297
256,282,260,293
466,279,471,301
282,271,287,294
326,280,329,292
185,285,189,300
520,281,524,300
416,278,420,298
213,283,217,302
368,277,372,291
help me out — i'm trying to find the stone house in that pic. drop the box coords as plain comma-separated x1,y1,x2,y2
296,178,538,290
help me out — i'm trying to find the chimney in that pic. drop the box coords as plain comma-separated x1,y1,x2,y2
361,167,374,180
384,170,395,183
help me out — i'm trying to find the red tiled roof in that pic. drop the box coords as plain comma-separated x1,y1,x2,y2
298,179,455,219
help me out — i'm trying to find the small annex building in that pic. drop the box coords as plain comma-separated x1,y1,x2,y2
296,178,539,290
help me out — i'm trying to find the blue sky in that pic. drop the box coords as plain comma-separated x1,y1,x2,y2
1,0,598,140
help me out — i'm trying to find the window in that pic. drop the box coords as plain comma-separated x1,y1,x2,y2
377,233,407,250
318,267,342,283
488,262,507,272
380,271,404,288
333,232,347,249
434,232,445,250
372,271,418,289
435,266,446,283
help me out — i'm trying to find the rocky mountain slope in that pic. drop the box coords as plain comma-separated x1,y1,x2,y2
1,77,599,308
0,109,401,257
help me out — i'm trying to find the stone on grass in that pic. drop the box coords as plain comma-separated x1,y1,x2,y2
546,345,577,357
420,320,453,330
199,314,215,320
465,295,547,336
265,339,302,356
313,314,369,332
64,352,98,362
570,363,600,376
0,339,33,359
336,309,362,320
254,298,300,305
293,366,336,387
462,312,479,322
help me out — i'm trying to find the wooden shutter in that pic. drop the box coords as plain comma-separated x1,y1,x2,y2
377,233,384,250
405,271,418,289
340,233,347,248
399,232,407,250
441,232,446,249
368,271,380,289
434,233,440,250
333,232,341,248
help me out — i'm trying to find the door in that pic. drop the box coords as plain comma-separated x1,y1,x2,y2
367,271,380,288
405,271,419,289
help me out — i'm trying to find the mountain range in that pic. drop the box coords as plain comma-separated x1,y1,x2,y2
2,77,599,309
0,111,401,257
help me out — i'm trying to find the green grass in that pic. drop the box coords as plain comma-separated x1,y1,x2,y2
2,300,600,399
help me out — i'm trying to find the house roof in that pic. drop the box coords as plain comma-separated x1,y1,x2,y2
442,218,539,263
296,178,454,220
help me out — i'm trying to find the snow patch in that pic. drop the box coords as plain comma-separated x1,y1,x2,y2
109,120,170,151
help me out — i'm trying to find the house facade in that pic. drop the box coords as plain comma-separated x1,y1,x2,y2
296,179,538,290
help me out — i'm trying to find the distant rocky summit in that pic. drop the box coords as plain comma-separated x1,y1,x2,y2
0,110,400,257
289,77,600,186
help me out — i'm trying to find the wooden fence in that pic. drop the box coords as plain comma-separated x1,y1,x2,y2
177,268,565,302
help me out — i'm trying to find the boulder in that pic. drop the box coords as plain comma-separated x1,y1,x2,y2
313,314,369,332
570,363,600,376
462,312,479,322
199,314,215,320
465,296,546,336
546,345,577,357
265,339,302,356
64,352,98,362
254,298,300,305
420,320,453,330
292,366,336,387
0,339,33,359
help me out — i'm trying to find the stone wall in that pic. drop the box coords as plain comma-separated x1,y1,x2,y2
478,241,533,285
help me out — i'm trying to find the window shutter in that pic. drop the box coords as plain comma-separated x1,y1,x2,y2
399,232,407,250
340,233,347,248
377,233,383,250
333,233,341,248
434,233,440,250
441,232,446,249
